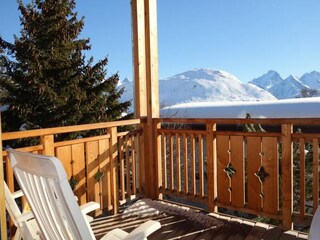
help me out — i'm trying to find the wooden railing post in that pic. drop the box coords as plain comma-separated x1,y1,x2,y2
281,124,293,230
41,134,54,156
206,123,217,212
154,120,162,199
0,114,7,240
108,126,119,214
132,0,159,199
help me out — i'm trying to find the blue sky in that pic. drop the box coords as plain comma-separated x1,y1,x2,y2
1,0,320,82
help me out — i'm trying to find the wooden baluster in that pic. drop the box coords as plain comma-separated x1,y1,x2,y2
190,134,196,195
125,135,131,197
119,136,125,200
299,138,306,218
176,133,181,193
183,133,189,194
131,135,136,195
198,134,204,197
161,132,167,190
313,138,319,213
169,134,174,191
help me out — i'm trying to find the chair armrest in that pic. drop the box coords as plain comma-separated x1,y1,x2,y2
124,220,161,240
12,190,24,199
80,201,100,215
16,211,34,223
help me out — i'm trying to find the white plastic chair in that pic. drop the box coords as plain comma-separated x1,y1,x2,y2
309,206,320,240
7,149,161,240
5,181,100,240
4,182,40,240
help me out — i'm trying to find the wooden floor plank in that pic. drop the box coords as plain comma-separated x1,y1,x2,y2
227,222,253,240
211,222,241,240
92,201,309,240
244,224,269,240
279,230,299,240
261,226,283,240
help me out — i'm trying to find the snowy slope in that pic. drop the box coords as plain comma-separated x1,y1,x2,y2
161,97,320,118
119,68,277,112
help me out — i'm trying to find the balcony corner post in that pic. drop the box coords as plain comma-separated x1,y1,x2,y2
131,0,159,199
41,134,55,156
206,123,217,212
281,123,293,230
109,126,119,214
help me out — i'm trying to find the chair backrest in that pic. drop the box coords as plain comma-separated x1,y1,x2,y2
7,149,95,240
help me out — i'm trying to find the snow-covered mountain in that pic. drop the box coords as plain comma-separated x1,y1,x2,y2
250,70,320,99
119,68,277,112
249,70,283,91
300,71,320,89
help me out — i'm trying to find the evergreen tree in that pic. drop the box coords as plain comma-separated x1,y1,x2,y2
0,0,131,133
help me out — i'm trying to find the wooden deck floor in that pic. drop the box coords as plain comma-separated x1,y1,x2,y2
91,201,308,240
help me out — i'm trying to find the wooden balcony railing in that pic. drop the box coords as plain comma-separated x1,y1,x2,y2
3,119,143,223
154,118,320,230
2,117,320,239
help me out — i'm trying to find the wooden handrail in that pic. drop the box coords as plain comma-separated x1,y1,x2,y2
155,117,320,125
2,119,142,141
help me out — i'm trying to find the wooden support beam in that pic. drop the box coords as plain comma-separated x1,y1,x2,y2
206,123,217,212
0,114,7,240
108,127,119,214
281,124,293,230
131,0,159,199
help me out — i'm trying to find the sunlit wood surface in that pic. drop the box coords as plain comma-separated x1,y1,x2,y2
92,202,308,240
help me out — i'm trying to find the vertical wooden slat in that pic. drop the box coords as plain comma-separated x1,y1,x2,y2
125,135,131,197
217,135,230,205
56,146,72,179
85,141,100,206
190,134,196,195
183,133,188,194
169,134,174,191
161,133,167,189
247,137,262,211
313,138,319,213
299,138,306,217
131,135,137,195
230,136,244,208
0,114,7,240
198,134,204,197
108,127,119,214
119,136,125,200
176,134,181,192
98,139,109,211
281,124,293,230
136,133,141,191
262,137,279,214
71,143,86,205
